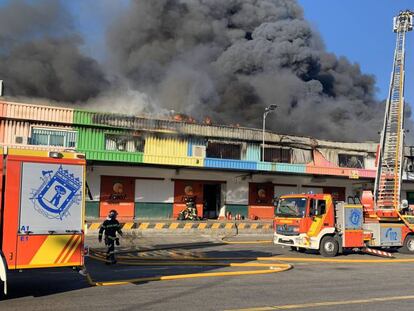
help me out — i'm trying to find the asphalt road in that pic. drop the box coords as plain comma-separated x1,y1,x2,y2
1,234,414,311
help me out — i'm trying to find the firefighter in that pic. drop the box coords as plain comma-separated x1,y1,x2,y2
98,209,123,264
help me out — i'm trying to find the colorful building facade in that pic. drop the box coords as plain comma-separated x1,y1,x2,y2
1,100,414,220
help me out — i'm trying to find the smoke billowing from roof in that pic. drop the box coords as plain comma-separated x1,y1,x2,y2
0,0,409,142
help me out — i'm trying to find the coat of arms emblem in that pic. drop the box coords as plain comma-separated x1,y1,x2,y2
30,165,82,220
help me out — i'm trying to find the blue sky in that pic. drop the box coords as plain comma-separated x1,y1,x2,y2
298,0,414,107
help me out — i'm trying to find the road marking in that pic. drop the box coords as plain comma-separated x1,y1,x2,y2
154,223,165,230
225,295,414,311
138,223,149,230
198,223,207,230
123,223,134,230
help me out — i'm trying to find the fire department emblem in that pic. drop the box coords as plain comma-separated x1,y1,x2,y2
30,165,82,220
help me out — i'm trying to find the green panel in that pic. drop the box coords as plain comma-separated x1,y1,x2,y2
135,202,173,219
74,110,93,125
225,204,248,218
85,201,99,218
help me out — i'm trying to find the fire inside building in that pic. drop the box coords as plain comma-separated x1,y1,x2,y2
1,100,414,220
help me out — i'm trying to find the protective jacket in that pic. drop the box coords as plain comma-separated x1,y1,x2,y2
99,218,123,241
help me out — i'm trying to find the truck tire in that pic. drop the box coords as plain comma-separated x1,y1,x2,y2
399,235,414,254
319,236,339,257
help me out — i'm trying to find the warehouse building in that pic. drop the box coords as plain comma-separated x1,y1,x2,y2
1,100,414,220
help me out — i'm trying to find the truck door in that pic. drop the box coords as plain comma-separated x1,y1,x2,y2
2,150,85,270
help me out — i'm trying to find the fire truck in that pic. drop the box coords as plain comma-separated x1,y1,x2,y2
273,11,414,257
0,147,86,294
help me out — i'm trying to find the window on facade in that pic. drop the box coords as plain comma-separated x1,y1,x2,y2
30,128,77,148
338,154,364,168
206,142,241,160
262,147,291,163
105,134,145,152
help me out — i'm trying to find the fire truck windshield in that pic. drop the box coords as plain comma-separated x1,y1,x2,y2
276,198,307,218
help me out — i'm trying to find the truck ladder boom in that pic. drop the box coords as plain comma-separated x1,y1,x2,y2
374,10,413,212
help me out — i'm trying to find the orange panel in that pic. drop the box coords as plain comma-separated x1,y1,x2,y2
2,154,85,270
248,205,275,220
100,202,134,219
99,176,135,219
173,203,203,218
174,180,203,204
2,158,22,269
344,230,364,248
249,183,274,206
15,234,83,269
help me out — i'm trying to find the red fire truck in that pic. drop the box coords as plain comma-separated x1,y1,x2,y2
273,193,414,257
273,11,414,257
0,147,86,294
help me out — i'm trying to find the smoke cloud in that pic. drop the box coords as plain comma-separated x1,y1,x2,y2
107,0,387,141
0,0,108,102
1,0,409,142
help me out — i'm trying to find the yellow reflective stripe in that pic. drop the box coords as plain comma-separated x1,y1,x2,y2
62,236,82,263
30,235,73,265
89,223,101,230
16,263,77,269
59,235,81,263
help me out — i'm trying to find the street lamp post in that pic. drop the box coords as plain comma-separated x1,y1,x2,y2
262,105,277,162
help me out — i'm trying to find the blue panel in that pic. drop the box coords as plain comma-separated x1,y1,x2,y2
276,163,306,174
345,207,363,230
380,226,402,246
204,158,257,170
257,162,272,171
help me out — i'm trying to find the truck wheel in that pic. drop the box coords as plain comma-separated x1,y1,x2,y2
399,235,414,254
319,236,339,257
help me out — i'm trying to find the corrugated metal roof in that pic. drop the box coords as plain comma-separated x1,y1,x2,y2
0,100,379,153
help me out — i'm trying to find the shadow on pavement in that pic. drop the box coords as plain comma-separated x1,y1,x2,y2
0,268,89,300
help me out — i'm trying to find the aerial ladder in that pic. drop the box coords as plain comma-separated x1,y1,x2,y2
372,10,414,219
274,11,414,257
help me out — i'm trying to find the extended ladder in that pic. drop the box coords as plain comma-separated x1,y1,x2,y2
374,11,413,216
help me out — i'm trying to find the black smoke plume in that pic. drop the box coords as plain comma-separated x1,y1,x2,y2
1,0,410,142
0,0,108,102
107,0,388,141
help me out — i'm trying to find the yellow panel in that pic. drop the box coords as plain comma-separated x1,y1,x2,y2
307,195,333,237
30,235,73,265
198,223,207,230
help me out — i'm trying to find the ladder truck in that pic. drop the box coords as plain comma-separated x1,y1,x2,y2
273,10,414,257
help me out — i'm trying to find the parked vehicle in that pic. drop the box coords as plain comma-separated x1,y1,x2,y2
0,148,86,294
274,11,414,257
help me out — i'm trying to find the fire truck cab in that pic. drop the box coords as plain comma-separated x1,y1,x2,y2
273,193,414,257
0,147,86,294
